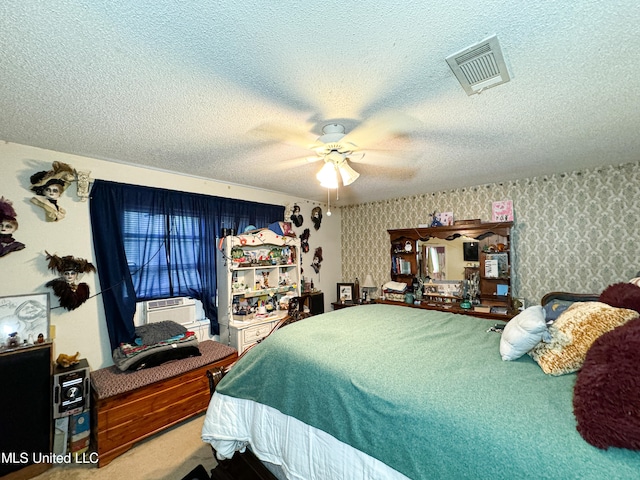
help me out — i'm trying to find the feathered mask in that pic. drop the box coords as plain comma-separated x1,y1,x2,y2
45,252,96,311
46,252,96,275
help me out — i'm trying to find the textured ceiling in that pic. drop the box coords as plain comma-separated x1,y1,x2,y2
2,1,640,205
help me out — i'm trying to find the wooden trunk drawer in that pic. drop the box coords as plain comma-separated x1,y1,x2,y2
91,342,237,467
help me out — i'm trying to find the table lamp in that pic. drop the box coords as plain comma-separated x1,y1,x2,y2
361,274,376,302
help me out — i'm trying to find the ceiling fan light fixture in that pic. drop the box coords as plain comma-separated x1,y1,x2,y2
338,161,360,186
316,162,339,189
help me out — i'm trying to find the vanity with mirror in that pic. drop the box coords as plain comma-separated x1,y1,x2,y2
386,221,514,320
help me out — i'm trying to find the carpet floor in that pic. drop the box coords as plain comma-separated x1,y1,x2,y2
32,413,217,480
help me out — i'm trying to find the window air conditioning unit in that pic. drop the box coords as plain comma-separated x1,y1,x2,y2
144,297,196,325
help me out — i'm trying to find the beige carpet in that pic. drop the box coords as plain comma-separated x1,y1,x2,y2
33,414,217,480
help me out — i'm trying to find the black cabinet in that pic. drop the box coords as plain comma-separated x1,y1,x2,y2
0,343,52,479
301,291,324,315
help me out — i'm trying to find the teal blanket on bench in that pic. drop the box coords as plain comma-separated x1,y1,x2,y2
216,304,640,479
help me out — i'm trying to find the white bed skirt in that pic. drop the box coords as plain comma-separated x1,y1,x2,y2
202,392,410,480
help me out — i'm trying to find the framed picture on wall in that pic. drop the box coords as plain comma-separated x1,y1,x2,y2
337,283,355,304
492,200,513,222
0,292,50,348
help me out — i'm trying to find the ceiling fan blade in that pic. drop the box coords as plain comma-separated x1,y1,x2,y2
355,162,419,181
271,155,322,172
347,146,417,167
341,111,419,149
250,122,318,149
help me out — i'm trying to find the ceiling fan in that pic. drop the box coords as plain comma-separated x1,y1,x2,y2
252,111,418,189
311,123,362,189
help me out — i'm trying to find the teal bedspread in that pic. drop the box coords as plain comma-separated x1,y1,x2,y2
216,304,640,479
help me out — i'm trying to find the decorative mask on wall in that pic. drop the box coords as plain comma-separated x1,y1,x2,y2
311,247,323,274
311,206,323,230
300,228,310,254
30,161,75,222
290,204,303,228
0,197,26,257
45,252,96,311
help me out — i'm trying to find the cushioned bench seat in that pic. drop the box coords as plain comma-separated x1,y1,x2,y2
91,340,237,467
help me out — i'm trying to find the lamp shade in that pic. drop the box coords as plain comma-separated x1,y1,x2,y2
316,162,338,189
362,274,376,288
338,161,360,186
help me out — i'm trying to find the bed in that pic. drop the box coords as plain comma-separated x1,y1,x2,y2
202,302,640,479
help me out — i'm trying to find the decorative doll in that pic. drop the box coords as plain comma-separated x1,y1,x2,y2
45,252,96,310
311,206,323,230
311,247,323,273
30,161,75,222
290,204,303,227
0,197,26,257
300,228,310,254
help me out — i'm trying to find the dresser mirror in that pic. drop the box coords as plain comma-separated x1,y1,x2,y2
387,222,514,319
418,236,479,281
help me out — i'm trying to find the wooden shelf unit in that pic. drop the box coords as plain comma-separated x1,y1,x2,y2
217,230,301,354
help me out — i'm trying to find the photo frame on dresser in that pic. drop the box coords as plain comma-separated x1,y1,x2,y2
337,283,355,304
0,292,50,348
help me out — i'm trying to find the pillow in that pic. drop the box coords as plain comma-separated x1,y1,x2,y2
500,306,550,361
599,282,640,313
573,317,640,449
528,302,639,375
543,299,574,321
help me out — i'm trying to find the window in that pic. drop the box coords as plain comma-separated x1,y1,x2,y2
90,179,285,348
123,210,201,300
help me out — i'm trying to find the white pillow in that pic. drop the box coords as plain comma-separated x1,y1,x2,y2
500,305,550,361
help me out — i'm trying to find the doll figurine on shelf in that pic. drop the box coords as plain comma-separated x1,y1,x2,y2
45,252,96,310
0,197,26,257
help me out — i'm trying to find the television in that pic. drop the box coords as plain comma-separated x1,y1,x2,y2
463,242,479,262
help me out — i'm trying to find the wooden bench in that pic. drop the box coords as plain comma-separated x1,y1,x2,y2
91,340,237,467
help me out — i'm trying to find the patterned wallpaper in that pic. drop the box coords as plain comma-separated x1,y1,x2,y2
341,161,640,308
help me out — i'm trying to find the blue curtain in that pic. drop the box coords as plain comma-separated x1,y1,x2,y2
90,180,284,351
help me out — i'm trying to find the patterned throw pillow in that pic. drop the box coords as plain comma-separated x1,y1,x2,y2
528,302,639,375
543,299,574,321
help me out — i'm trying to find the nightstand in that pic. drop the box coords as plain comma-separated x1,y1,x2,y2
331,301,375,310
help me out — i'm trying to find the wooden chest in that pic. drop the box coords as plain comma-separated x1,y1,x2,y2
91,340,237,467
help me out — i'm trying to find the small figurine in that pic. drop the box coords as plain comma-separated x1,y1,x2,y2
429,211,443,227
6,332,20,348
56,352,80,368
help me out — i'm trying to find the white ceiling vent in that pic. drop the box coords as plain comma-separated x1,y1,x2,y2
446,35,511,95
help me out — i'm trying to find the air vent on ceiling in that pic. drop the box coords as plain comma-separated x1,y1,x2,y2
446,35,511,95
